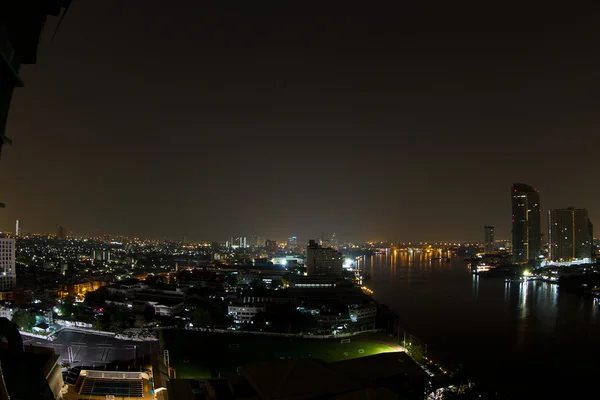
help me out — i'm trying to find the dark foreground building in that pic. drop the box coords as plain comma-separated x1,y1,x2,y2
197,352,428,400
0,0,71,206
0,317,63,399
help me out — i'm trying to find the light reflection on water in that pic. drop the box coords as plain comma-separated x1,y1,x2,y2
356,250,600,394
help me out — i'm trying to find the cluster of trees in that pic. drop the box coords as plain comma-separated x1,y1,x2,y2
83,287,111,307
189,300,233,328
92,304,133,332
12,310,36,331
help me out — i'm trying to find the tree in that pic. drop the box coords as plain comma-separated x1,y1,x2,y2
95,304,133,333
92,317,104,331
249,278,264,289
291,312,317,334
143,304,156,322
406,342,426,364
12,310,36,331
191,307,213,327
269,279,282,289
84,287,109,307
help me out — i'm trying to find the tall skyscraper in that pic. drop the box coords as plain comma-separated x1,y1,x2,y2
331,232,339,250
0,237,16,291
287,236,298,251
511,183,541,263
484,225,495,253
305,240,343,277
15,219,19,237
548,208,592,261
56,225,65,239
265,239,277,253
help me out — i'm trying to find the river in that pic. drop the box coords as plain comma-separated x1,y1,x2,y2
358,249,600,398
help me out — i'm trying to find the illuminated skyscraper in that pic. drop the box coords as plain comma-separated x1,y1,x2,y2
305,240,343,277
15,219,19,237
287,236,297,251
511,183,541,263
331,232,339,250
484,225,495,253
548,208,592,262
0,237,16,291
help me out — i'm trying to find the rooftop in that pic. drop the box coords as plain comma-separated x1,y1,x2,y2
68,370,152,400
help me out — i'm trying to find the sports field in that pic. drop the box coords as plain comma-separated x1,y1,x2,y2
160,330,401,379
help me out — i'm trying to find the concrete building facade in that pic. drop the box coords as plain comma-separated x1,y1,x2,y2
548,208,593,262
305,240,343,277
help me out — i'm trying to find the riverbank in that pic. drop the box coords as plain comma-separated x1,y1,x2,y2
363,254,600,398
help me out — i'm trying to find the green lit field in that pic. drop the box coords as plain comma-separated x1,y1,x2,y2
160,330,400,379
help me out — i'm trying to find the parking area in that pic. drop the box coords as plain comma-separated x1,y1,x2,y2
21,329,157,368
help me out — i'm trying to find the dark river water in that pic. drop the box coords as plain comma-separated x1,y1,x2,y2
358,249,600,398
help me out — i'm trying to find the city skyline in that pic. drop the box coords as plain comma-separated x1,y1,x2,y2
5,182,598,244
1,3,600,241
3,4,600,398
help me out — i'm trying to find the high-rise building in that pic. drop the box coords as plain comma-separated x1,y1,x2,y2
287,236,297,251
15,219,19,237
511,183,541,263
305,239,343,277
0,237,16,291
588,219,594,252
548,208,593,262
265,239,277,253
331,232,339,250
56,225,65,239
318,232,331,248
484,226,495,253
92,249,111,262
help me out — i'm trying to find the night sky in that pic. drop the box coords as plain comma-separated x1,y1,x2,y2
2,3,599,242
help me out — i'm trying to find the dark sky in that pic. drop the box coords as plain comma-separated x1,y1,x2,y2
2,3,600,242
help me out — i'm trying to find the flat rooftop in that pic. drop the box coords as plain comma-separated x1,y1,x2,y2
67,370,153,399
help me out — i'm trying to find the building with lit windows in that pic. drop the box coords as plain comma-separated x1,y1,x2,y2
484,225,495,253
0,238,16,291
265,239,277,253
228,304,265,323
548,208,593,262
511,183,541,263
305,240,343,277
287,236,298,251
348,302,377,322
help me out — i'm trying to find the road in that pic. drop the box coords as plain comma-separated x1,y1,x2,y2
21,329,158,368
